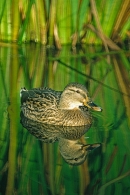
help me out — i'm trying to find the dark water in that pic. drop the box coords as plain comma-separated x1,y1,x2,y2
0,43,130,195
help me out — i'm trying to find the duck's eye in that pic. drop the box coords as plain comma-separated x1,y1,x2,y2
76,90,80,93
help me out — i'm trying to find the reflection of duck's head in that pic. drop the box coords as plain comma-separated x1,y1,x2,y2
20,114,100,165
20,83,102,126
59,138,100,166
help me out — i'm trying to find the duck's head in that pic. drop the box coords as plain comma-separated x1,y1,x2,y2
59,83,102,111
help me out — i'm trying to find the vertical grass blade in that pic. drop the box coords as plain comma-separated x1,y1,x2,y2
11,0,20,42
48,0,56,46
5,47,19,195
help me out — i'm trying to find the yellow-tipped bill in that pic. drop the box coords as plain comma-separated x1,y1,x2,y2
84,100,102,111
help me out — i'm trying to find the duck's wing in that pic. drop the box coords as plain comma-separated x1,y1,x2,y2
20,87,60,103
20,87,62,122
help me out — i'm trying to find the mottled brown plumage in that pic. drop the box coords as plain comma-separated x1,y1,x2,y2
20,83,102,126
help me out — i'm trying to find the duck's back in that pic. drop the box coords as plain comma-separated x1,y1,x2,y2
20,87,61,122
20,87,92,126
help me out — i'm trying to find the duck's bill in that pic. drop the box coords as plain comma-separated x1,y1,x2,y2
83,143,101,151
85,101,102,111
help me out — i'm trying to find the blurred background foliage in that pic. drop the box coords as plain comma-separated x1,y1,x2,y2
0,0,130,49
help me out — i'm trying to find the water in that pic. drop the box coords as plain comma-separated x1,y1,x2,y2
0,43,130,195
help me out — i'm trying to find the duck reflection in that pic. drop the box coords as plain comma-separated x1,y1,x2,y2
58,138,100,165
20,113,100,165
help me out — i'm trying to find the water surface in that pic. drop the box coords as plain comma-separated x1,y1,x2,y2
0,43,130,195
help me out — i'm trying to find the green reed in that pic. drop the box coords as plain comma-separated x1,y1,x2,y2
0,0,129,47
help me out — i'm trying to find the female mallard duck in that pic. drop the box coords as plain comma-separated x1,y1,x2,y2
20,83,102,126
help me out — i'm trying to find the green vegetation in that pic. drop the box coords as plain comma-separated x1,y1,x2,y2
0,1,129,194
0,44,130,194
0,0,129,48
